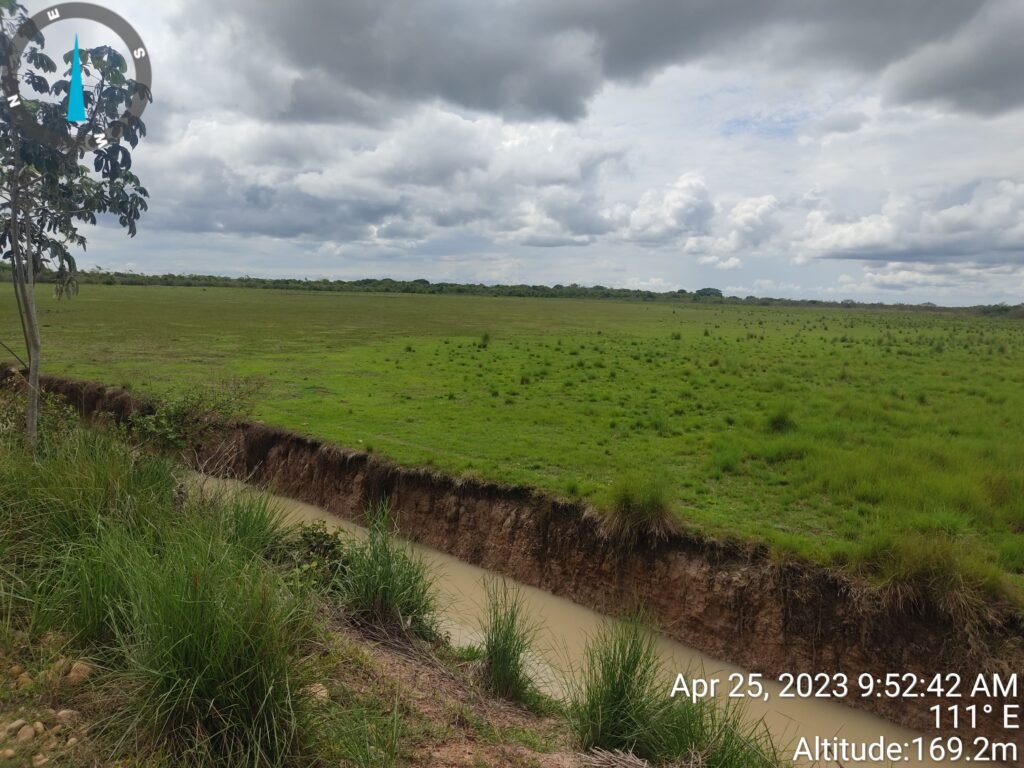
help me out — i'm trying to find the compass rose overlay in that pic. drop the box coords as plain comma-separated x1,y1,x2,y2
1,3,152,152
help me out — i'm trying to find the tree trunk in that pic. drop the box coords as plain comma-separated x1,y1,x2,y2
8,154,41,445
22,271,41,445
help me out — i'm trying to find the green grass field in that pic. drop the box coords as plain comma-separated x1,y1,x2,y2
4,285,1024,607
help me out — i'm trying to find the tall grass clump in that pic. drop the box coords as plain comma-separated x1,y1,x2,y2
0,429,176,633
0,426,322,767
340,501,439,640
602,475,676,543
566,618,674,758
842,531,1009,631
217,492,294,561
35,523,149,643
113,524,314,766
0,428,175,549
567,618,785,766
480,578,537,702
764,405,796,434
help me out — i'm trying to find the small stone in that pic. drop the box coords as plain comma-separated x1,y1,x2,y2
39,632,65,650
16,673,33,688
7,664,24,678
32,722,44,735
0,748,15,759
66,661,92,685
32,754,49,767
47,725,62,736
3,719,26,736
49,658,69,677
55,710,78,726
65,737,78,748
16,724,35,743
306,683,329,701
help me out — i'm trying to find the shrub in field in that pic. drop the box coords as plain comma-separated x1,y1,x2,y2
602,475,676,543
480,578,537,702
287,520,351,590
339,502,439,640
764,405,795,434
128,378,260,449
298,520,348,561
567,618,784,766
0,376,80,448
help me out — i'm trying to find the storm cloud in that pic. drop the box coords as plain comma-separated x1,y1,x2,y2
183,0,997,122
44,0,1024,305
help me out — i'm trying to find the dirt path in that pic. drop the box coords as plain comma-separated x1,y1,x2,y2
327,623,583,768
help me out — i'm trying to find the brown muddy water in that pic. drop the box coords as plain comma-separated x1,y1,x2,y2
196,475,1003,768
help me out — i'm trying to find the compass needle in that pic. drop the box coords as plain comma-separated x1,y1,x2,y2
3,4,152,152
67,34,86,122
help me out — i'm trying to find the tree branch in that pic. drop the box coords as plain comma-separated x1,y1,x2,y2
0,339,28,369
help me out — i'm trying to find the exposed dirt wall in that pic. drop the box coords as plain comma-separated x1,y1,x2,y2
6,365,1022,748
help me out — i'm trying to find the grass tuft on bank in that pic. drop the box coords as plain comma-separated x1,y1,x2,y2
601,475,676,543
111,524,314,764
567,617,785,767
480,578,538,704
336,501,441,641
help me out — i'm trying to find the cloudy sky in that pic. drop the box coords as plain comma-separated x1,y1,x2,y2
38,0,1024,304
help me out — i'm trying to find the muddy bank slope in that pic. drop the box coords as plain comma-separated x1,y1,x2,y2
8,366,1024,741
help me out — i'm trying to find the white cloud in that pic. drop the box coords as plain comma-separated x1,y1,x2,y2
798,179,1024,263
625,174,715,244
722,195,781,250
799,210,896,255
699,255,743,270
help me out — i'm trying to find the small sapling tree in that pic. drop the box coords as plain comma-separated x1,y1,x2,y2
1,1,151,442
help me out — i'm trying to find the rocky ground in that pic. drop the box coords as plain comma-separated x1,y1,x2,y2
0,639,94,768
1,622,585,768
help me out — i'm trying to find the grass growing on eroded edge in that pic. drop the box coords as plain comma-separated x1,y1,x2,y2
338,501,441,641
567,617,787,767
602,474,677,543
479,578,538,704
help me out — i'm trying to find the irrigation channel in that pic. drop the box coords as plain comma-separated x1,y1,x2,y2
195,475,1006,768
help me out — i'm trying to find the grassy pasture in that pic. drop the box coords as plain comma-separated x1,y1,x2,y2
3,285,1023,606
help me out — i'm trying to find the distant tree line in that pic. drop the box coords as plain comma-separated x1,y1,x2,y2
0,263,1021,315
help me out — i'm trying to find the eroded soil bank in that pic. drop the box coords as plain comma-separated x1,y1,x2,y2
199,474,945,767
8,367,1024,750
